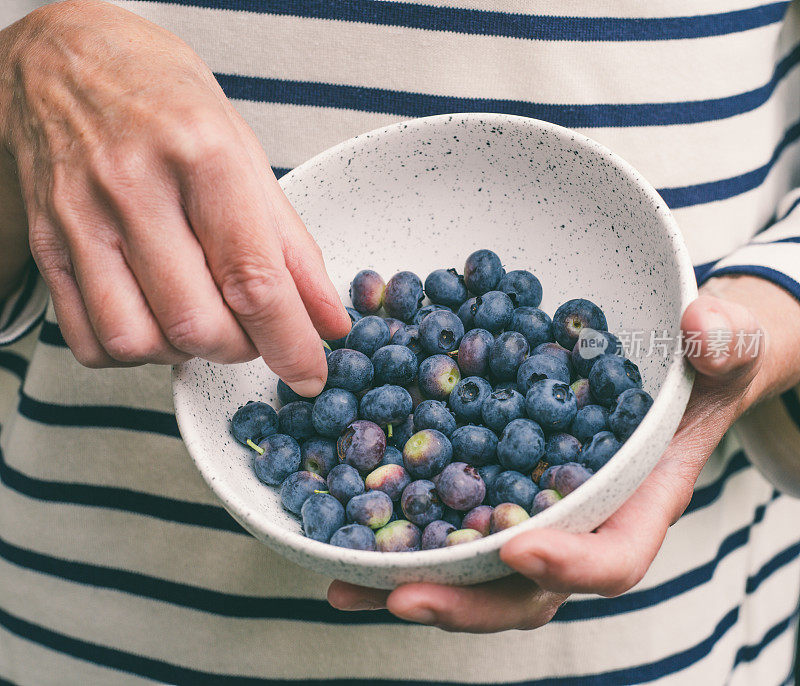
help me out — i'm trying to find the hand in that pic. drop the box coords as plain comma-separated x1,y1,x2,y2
329,275,800,632
0,0,349,394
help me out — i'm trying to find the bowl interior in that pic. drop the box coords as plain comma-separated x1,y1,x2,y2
173,114,693,563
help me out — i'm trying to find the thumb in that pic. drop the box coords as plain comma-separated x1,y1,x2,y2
680,294,763,383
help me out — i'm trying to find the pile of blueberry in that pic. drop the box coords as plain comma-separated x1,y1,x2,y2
230,249,653,553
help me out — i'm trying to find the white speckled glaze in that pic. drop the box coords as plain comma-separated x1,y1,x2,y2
172,113,696,590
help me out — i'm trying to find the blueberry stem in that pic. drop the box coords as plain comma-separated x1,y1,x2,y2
313,489,330,494
246,439,264,455
387,424,393,438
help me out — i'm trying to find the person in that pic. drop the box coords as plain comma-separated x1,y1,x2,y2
1,0,799,683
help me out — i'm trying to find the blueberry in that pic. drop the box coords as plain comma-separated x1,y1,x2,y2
532,342,573,370
365,463,412,501
349,269,385,314
253,434,301,486
359,384,413,428
424,268,469,308
346,490,394,529
326,463,365,504
413,304,452,326
441,506,463,529
489,471,539,510
490,503,530,533
414,400,457,437
276,401,315,442
457,297,478,330
231,401,278,446
489,331,529,380
375,519,421,552
571,329,623,378
570,378,593,410
448,376,493,423
400,479,444,527
385,414,413,450
301,493,346,543
326,348,374,392
544,433,582,466
301,437,338,477
418,354,461,400
478,464,504,493
525,379,578,432
531,489,562,515
383,317,405,339
480,387,526,434
421,520,457,550
498,270,542,308
552,299,608,350
451,425,498,466
337,419,386,472
508,307,554,350
311,388,359,438
457,328,494,377
380,445,405,466
418,309,465,356
609,388,654,440
472,291,513,333
538,465,561,490
277,380,309,406
371,344,419,386
327,307,362,350
588,355,642,405
345,315,391,357
383,271,425,322
280,470,327,515
464,249,504,295
446,529,484,546
571,404,609,443
492,380,521,393
553,462,592,496
497,418,545,473
516,353,570,395
462,505,493,537
330,524,377,551
581,431,621,472
436,462,486,511
402,429,453,479
391,324,424,360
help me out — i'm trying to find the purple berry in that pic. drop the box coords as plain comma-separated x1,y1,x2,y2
436,462,486,511
337,420,386,472
350,269,385,314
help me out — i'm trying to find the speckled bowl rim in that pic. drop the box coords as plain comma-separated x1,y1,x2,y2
173,112,697,571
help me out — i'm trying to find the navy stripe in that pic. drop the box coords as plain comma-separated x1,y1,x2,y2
0,309,45,347
763,235,800,244
557,490,778,622
0,598,754,685
658,119,800,208
777,195,800,222
0,352,28,382
780,389,800,430
746,541,800,594
732,610,797,667
143,0,790,41
38,321,67,348
216,42,800,128
273,166,290,179
17,391,180,438
698,265,800,301
684,450,749,514
693,260,718,284
0,443,245,534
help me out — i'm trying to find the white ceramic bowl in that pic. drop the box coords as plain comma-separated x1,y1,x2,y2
172,113,696,590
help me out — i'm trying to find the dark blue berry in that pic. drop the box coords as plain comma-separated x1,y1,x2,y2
400,479,444,527
371,344,418,386
497,418,545,473
472,291,513,333
311,388,359,437
552,299,608,350
581,431,622,471
498,270,542,307
451,425,498,466
330,524,377,551
525,379,578,432
571,404,610,443
436,462,486,511
327,307,362,350
517,353,570,395
345,315,391,357
464,249,504,295
253,434,301,486
609,388,654,440
391,324,424,360
480,387,526,434
489,471,539,510
231,401,278,445
488,331,529,380
301,437,338,477
326,348,374,392
457,297,478,330
301,493,346,543
457,328,494,377
421,520,457,550
280,470,326,515
419,309,465,355
588,355,643,405
424,268,469,308
337,419,386,472
359,384,413,428
326,463,365,504
508,307,553,350
277,401,316,441
571,330,623,377
448,376,493,423
383,271,424,322
544,433,582,466
414,399,457,436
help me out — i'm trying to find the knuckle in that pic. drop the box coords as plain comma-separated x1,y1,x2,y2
101,331,163,363
69,341,109,369
164,114,231,169
219,263,285,318
161,310,215,353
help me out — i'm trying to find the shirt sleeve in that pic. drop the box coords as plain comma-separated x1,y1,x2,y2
0,262,49,347
696,188,800,300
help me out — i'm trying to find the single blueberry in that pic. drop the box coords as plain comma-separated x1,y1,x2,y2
464,249,504,295
525,379,578,432
277,401,316,441
571,404,609,443
609,388,654,440
330,524,377,551
544,433,582,466
400,479,444,527
480,387,526,434
451,425,499,467
436,462,486,511
311,388,359,438
280,470,327,515
441,506,463,529
346,490,394,529
509,307,554,350
391,324,424,361
448,376,493,424
231,401,278,446
424,268,469,308
326,463,365,504
553,462,593,496
421,520,456,550
359,384,413,428
498,269,542,307
326,348,374,393
253,434,301,486
571,329,623,378
588,354,643,405
349,269,385,314
533,342,573,370
414,399,457,437
457,297,478,330
517,353,571,395
472,290,513,333
552,299,608,350
581,431,622,472
345,315,391,357
371,344,419,386
538,465,561,490
489,471,539,511
497,418,545,473
402,428,453,479
383,271,425,322
301,437,338,477
301,493,346,543
337,419,387,472
457,328,494,377
419,309,465,355
418,354,461,400
380,444,405,466
488,331,529,380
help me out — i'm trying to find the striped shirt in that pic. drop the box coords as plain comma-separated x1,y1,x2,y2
2,1,800,684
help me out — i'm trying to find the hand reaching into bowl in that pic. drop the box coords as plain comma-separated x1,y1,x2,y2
0,0,349,396
329,275,800,632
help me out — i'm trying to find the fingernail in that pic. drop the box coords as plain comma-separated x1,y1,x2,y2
287,377,325,398
393,606,437,625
